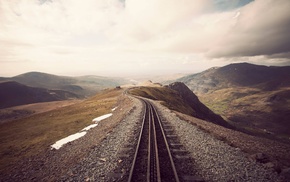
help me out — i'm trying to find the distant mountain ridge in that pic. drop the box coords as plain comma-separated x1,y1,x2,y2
178,63,290,94
0,72,129,97
0,81,79,109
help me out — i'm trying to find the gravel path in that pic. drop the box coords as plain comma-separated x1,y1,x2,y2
152,100,285,182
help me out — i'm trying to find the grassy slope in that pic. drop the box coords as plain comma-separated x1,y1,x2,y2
129,86,194,116
0,88,122,172
198,87,290,141
198,87,260,115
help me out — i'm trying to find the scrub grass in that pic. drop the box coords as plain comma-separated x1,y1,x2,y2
129,86,194,115
0,88,123,172
198,87,290,141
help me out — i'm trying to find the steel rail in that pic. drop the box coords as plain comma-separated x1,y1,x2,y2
148,103,161,182
128,97,179,182
127,100,147,182
152,103,180,182
147,103,152,181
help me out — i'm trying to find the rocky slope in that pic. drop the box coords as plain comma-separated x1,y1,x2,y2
167,82,233,129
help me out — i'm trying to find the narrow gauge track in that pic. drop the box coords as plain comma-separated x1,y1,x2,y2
128,98,180,182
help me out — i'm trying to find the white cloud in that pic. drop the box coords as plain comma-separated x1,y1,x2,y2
207,0,290,58
0,0,289,77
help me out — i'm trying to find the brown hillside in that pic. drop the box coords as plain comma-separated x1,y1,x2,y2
0,81,79,109
176,63,290,142
130,83,232,129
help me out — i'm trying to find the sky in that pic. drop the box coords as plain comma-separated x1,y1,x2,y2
1,0,290,77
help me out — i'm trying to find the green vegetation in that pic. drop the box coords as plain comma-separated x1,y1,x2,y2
130,86,194,115
198,87,290,141
198,87,260,115
0,88,123,172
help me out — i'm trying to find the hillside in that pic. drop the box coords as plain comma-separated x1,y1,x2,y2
0,88,124,174
129,82,232,129
0,81,79,109
0,72,129,97
176,63,290,141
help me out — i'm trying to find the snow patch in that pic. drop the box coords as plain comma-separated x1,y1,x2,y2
92,113,112,122
51,132,86,150
112,107,117,111
51,113,113,150
82,123,98,131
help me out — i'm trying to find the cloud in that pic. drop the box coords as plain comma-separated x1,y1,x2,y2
207,0,290,58
0,0,289,76
107,0,211,44
108,0,290,61
268,52,290,59
2,0,289,58
0,0,123,65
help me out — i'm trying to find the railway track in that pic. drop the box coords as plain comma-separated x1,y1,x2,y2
128,98,180,182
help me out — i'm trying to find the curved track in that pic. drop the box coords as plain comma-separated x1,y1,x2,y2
128,98,180,182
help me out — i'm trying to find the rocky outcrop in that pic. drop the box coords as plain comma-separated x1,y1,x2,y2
167,82,233,129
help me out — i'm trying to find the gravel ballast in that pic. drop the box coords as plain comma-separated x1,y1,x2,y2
152,100,286,182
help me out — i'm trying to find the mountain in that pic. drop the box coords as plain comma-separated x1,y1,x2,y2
0,72,129,97
175,63,290,141
0,81,79,109
178,62,290,94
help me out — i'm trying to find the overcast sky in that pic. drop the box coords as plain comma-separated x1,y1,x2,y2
1,0,290,77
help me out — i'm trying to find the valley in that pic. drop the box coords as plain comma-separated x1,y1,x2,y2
198,87,290,140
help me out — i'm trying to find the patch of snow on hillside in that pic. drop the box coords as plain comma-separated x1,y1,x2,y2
92,113,112,122
51,132,86,150
82,123,98,131
112,107,117,111
51,113,113,150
